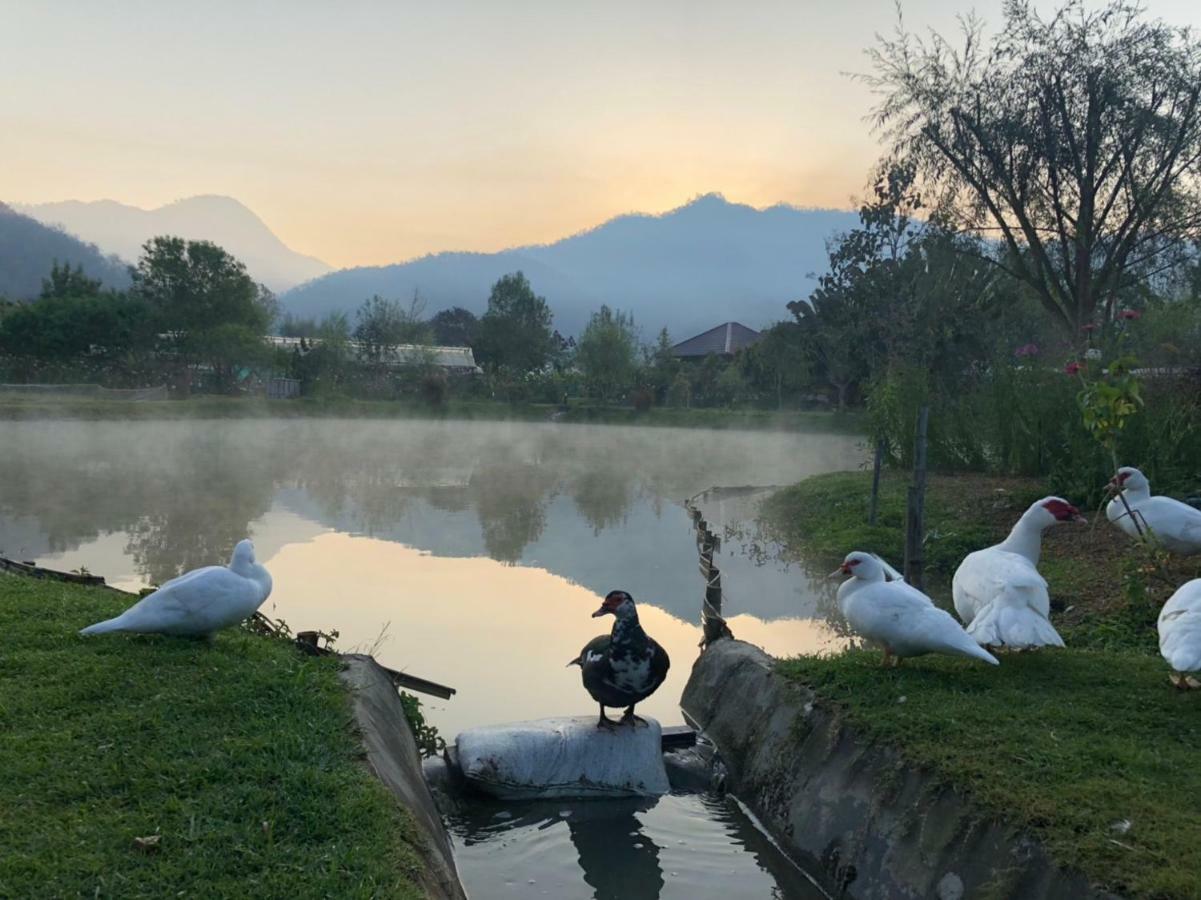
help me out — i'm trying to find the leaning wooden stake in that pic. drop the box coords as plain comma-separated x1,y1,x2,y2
904,406,929,591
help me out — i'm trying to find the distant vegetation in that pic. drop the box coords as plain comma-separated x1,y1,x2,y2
0,202,129,299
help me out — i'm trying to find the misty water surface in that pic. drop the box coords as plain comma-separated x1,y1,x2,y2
0,418,859,734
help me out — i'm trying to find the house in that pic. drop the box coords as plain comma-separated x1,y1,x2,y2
265,335,481,374
669,322,762,360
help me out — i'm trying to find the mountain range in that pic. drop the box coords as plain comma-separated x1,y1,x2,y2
16,196,331,294
0,202,130,299
283,194,858,338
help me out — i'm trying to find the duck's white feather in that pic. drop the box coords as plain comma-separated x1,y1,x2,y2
1158,580,1201,675
954,549,1063,649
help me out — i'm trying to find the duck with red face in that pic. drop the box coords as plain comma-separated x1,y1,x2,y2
952,497,1084,650
1106,467,1201,555
834,552,999,667
568,590,671,729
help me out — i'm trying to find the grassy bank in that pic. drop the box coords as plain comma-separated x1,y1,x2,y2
762,470,1201,898
0,575,427,899
0,392,864,433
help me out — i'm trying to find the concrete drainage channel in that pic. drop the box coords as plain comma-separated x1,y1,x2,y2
680,639,1123,900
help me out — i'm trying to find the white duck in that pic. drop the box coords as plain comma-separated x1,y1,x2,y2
1106,467,1201,555
80,539,272,637
834,551,999,667
1159,579,1201,689
952,497,1083,650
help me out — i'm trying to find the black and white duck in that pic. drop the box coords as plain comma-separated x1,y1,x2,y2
569,590,670,729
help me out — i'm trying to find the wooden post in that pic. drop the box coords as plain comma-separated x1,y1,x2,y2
868,438,885,526
904,406,929,591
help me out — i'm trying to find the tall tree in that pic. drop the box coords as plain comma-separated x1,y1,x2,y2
131,236,275,390
354,292,432,364
741,322,811,409
474,272,554,375
429,306,479,347
577,305,638,403
867,0,1201,335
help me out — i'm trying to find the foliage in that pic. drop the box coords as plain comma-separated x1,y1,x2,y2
641,328,681,405
131,237,275,393
474,272,555,377
353,293,432,362
428,306,479,347
0,575,428,898
866,0,1201,335
577,305,638,402
739,321,811,409
0,203,130,300
397,692,446,759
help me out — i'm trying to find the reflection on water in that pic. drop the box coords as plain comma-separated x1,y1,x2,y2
0,418,861,899
0,420,859,735
448,793,825,900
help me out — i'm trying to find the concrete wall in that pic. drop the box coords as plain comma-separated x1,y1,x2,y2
681,639,1120,900
340,654,467,900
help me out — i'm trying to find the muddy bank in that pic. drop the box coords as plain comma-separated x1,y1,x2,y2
340,654,467,900
681,640,1119,900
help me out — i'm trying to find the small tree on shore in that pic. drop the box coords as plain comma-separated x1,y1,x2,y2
578,305,638,403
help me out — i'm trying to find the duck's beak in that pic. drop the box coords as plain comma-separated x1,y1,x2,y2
1073,513,1088,524
828,565,848,579
591,606,608,618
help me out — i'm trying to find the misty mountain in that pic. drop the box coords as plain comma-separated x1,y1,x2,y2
0,202,131,300
16,195,331,293
283,194,858,338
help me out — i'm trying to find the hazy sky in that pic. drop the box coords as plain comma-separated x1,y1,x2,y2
3,1,1199,268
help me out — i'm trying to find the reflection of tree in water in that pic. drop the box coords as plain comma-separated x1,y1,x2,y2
469,461,556,564
124,428,281,583
568,461,636,535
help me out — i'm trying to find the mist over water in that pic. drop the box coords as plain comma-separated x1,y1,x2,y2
0,418,860,734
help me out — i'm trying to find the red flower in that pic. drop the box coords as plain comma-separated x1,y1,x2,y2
1118,309,1142,320
1064,361,1084,375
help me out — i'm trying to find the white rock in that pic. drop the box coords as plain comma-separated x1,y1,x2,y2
456,716,670,800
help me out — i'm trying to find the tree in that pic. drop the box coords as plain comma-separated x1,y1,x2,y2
741,322,811,408
41,261,103,300
429,306,479,347
867,0,1201,336
354,292,432,364
474,272,555,376
131,236,275,391
577,305,638,403
0,290,154,376
642,328,681,404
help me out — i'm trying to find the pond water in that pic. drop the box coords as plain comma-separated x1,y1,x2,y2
0,417,861,899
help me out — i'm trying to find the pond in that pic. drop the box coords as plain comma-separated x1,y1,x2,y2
0,417,861,899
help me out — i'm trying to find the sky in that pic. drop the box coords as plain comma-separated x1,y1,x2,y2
3,0,1200,268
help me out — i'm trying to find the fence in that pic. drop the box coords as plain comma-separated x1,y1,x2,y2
0,383,168,401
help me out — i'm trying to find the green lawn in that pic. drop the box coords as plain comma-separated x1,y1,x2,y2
764,470,1201,898
0,575,427,899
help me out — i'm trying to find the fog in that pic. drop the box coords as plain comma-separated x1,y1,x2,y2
0,418,861,734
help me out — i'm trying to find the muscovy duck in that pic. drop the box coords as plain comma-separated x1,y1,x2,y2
569,590,670,729
952,497,1083,650
80,539,273,637
1159,579,1201,689
834,552,999,667
1106,467,1201,555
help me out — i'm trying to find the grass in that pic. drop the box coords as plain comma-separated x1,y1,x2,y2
763,469,1201,897
0,574,428,900
0,392,865,433
778,650,1201,899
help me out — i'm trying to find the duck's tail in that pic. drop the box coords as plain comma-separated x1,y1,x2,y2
967,601,1065,651
79,615,127,636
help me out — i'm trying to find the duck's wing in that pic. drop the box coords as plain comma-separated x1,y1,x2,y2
1160,583,1201,672
908,604,1001,664
119,566,253,632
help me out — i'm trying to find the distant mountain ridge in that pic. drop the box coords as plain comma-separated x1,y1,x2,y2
283,194,858,338
0,202,130,299
16,195,331,293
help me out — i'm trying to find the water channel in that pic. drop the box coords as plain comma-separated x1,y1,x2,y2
0,417,863,899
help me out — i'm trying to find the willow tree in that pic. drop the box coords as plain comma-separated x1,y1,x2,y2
866,0,1201,336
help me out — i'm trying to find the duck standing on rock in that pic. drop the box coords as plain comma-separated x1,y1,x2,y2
79,539,273,638
835,552,999,667
1106,467,1201,555
952,497,1083,650
569,590,670,729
